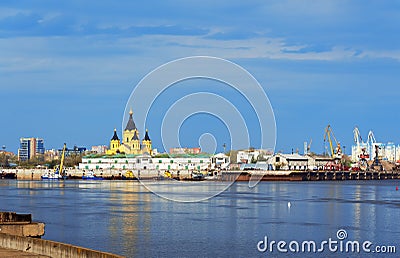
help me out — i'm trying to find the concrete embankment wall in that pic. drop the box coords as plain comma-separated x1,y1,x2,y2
3,169,62,180
0,232,124,258
3,169,122,180
3,168,400,181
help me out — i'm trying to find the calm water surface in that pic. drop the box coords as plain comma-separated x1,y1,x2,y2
0,180,399,257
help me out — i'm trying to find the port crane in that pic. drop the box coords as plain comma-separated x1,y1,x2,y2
323,125,345,171
353,127,363,151
41,143,66,180
56,143,67,178
367,130,377,161
323,125,342,159
367,130,376,144
352,127,369,170
303,138,312,155
307,138,312,154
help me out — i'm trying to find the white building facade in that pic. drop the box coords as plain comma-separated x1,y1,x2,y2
79,154,213,171
236,149,272,164
269,153,310,171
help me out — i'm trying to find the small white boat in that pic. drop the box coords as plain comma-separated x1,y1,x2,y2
204,171,218,180
41,172,62,180
191,172,204,180
82,171,103,180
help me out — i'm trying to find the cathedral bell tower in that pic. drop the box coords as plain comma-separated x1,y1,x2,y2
131,131,141,154
123,109,139,146
142,129,152,155
106,128,121,155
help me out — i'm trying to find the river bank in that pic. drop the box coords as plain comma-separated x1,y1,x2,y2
2,168,400,181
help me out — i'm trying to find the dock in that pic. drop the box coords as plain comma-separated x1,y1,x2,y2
1,168,400,182
223,170,400,181
0,212,124,258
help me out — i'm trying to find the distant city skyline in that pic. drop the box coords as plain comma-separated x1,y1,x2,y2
1,1,399,154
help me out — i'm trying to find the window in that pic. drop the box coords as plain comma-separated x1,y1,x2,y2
200,160,203,163
115,160,118,163
170,160,173,163
88,160,91,164
188,160,191,163
159,160,162,163
125,160,128,164
276,157,280,162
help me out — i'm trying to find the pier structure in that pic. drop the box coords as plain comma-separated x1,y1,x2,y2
223,170,400,182
2,167,399,182
0,212,124,258
0,212,44,238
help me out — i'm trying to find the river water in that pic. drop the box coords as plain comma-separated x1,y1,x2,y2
0,180,399,257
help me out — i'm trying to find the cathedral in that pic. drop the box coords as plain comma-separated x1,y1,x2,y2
106,109,152,155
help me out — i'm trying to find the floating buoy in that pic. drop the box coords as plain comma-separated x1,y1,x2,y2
396,186,398,191
288,202,291,209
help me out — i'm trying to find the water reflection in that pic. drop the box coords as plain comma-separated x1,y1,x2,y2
0,180,399,257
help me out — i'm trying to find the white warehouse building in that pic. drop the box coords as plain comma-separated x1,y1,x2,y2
79,153,219,171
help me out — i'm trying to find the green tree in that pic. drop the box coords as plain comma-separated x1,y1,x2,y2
64,154,82,168
0,152,8,167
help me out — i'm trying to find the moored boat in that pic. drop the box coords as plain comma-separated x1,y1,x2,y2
121,170,136,180
0,171,17,179
42,143,67,180
41,172,62,180
191,172,204,180
82,171,104,180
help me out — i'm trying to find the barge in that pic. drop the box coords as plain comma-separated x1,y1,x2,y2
222,170,400,182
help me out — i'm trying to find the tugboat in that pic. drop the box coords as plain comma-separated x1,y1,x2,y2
122,170,136,180
82,171,104,180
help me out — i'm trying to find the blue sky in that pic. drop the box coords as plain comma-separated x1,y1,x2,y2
1,1,400,154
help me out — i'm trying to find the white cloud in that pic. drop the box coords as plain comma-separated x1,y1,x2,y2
113,34,366,61
359,50,400,61
1,33,400,87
